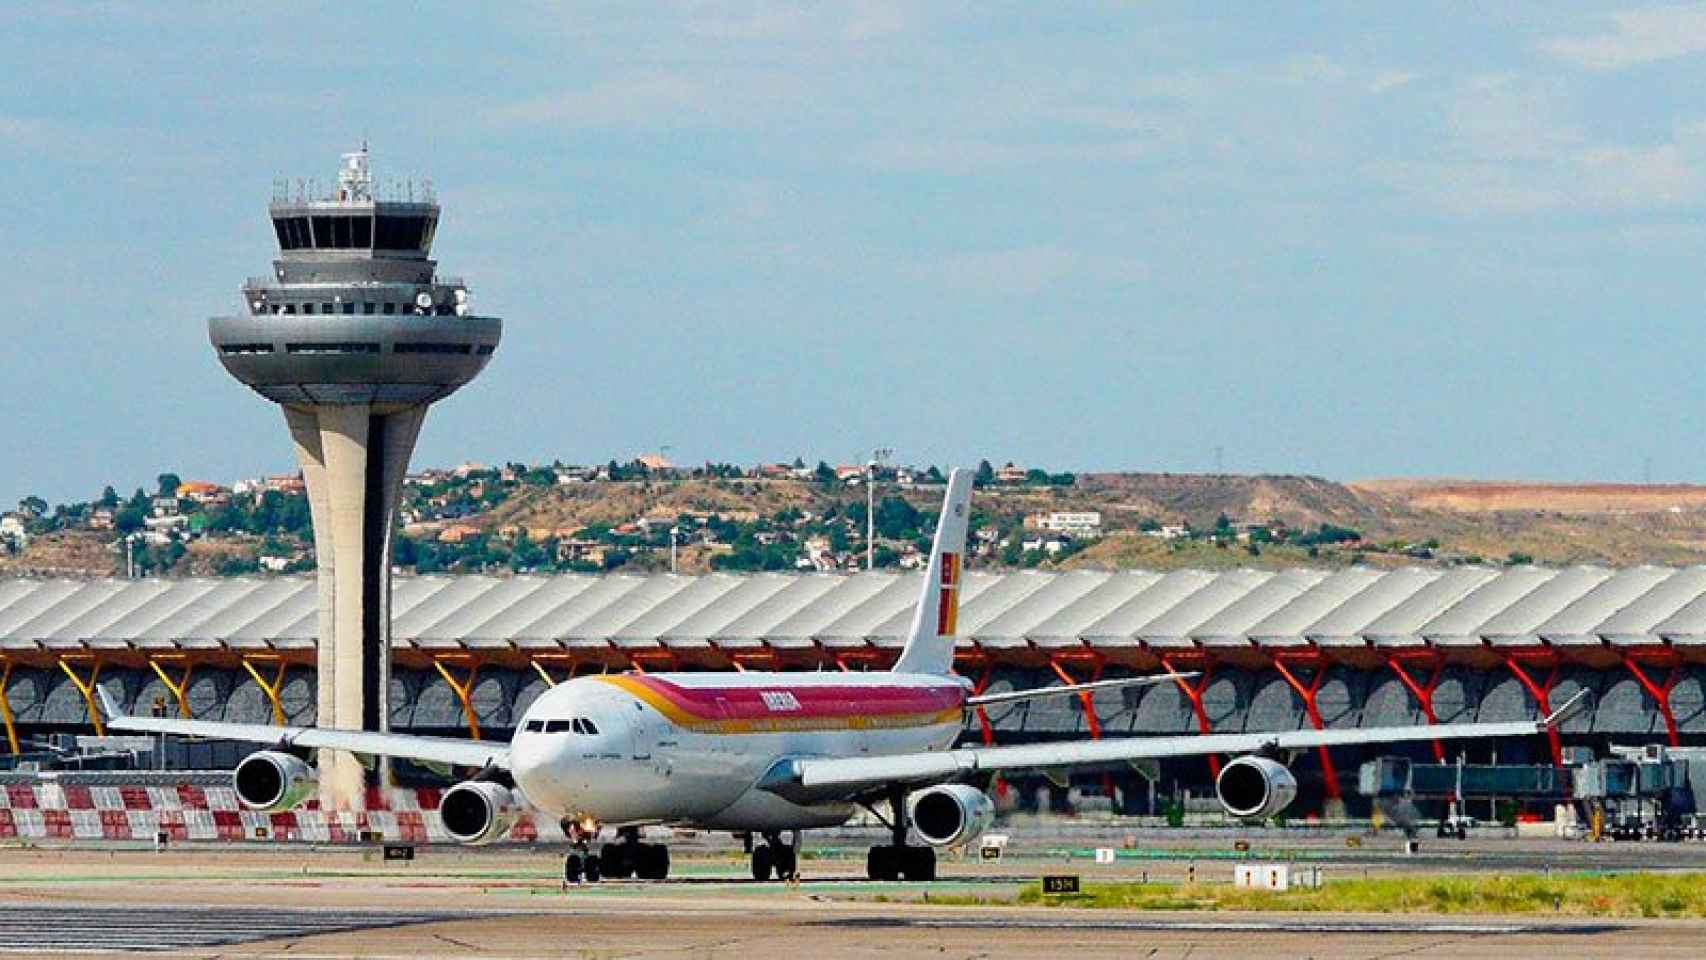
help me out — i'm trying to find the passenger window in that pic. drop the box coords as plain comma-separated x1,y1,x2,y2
523,720,544,733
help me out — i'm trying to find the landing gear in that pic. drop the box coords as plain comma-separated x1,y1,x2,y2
599,827,672,881
750,831,798,881
864,786,938,881
866,843,935,882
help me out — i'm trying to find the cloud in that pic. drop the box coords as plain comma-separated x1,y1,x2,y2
856,136,1154,175
1542,3,1706,70
1368,70,1420,94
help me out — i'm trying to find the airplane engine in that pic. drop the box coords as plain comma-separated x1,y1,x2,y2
910,784,995,848
438,781,521,845
1216,756,1298,820
232,751,317,813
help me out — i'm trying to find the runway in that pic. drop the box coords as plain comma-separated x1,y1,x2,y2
0,904,455,954
2,844,1703,957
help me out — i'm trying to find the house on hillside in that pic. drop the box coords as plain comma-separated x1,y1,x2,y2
996,462,1029,484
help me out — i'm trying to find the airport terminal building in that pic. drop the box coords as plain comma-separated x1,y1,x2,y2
1,565,1702,814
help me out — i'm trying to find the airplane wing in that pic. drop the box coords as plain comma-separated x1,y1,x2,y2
966,673,1193,708
97,685,509,770
760,690,1589,803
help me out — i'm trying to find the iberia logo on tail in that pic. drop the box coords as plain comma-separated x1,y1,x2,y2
935,552,960,635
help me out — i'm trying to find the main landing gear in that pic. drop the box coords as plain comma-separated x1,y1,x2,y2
865,786,936,882
563,823,671,883
749,830,799,881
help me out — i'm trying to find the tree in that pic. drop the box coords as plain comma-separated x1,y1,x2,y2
114,507,145,535
974,460,995,487
814,461,836,484
791,456,806,469
156,473,182,498
98,486,120,509
925,466,944,483
16,495,47,519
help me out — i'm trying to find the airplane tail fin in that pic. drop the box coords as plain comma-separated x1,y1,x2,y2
891,468,975,676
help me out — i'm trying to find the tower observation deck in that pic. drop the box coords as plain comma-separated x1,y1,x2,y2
208,147,502,808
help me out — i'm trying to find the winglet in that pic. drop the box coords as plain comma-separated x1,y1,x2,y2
892,468,975,676
95,683,124,721
1542,689,1590,730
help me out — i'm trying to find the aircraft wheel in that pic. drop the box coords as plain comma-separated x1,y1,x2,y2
584,854,602,883
602,844,633,879
901,846,936,882
637,844,671,881
773,844,798,881
564,852,584,884
751,843,775,881
866,845,899,882
1455,825,1467,841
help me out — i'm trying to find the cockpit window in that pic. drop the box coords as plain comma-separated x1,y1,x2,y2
543,719,573,733
571,719,586,735
523,719,544,733
582,719,600,735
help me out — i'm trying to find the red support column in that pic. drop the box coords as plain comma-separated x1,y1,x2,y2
1269,651,1342,801
1161,654,1220,779
1384,650,1447,763
1048,652,1106,739
1502,653,1564,768
971,659,996,746
1621,654,1682,748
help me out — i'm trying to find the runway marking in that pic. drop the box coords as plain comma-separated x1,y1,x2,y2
824,917,1630,936
0,904,458,953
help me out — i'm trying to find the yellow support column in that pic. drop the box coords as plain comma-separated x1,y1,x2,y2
240,657,291,726
57,658,105,737
529,658,558,688
432,657,482,740
147,658,195,718
0,662,20,756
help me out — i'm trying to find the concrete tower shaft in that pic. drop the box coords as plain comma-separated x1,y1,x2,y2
208,147,501,809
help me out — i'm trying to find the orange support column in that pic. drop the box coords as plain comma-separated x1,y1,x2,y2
1621,654,1682,748
432,657,482,740
0,661,19,756
240,657,291,726
1270,651,1342,801
57,658,105,737
1162,654,1220,779
1384,650,1447,762
1502,653,1564,767
1049,651,1106,739
147,658,195,718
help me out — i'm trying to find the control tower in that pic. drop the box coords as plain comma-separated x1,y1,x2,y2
209,148,501,808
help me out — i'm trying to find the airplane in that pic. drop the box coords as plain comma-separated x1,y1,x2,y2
99,468,1586,883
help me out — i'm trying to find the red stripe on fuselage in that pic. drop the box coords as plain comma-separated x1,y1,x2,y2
619,675,964,723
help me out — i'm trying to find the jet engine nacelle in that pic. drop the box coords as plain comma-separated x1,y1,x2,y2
910,784,995,848
1216,755,1298,820
232,750,317,813
438,781,521,845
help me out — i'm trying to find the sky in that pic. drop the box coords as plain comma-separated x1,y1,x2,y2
5,2,1706,508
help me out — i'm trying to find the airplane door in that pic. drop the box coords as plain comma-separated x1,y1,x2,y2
627,701,653,760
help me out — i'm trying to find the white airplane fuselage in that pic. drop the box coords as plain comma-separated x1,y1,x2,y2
509,671,968,832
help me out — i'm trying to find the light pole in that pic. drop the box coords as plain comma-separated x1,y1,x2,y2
670,526,681,574
866,447,892,570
